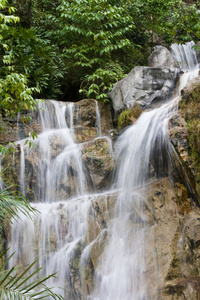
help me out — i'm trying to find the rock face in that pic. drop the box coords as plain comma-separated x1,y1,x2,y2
143,178,200,300
66,99,112,143
82,137,114,191
0,109,41,144
1,99,114,202
0,99,113,145
169,75,200,197
109,47,181,113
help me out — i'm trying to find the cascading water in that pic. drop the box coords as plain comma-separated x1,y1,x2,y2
4,42,200,299
90,41,199,299
171,41,198,71
6,99,113,299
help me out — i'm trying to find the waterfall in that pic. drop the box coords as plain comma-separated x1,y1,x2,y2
90,42,199,299
171,41,199,71
4,42,200,299
95,101,102,137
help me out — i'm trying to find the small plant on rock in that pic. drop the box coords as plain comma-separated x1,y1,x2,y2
118,104,142,130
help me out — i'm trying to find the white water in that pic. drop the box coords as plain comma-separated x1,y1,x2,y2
171,41,199,71
95,101,102,137
6,42,199,299
6,99,112,299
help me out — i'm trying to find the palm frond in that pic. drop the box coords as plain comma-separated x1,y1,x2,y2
0,184,38,227
0,250,64,299
0,178,64,299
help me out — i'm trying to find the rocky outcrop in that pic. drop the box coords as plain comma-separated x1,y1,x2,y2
0,99,113,145
1,99,114,202
0,109,41,144
66,99,112,143
109,47,181,113
169,75,200,197
142,178,199,300
55,178,200,299
81,137,114,191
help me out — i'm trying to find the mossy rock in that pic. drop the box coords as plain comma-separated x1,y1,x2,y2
117,104,142,130
179,78,200,192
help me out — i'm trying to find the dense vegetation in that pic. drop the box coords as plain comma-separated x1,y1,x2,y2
0,0,200,104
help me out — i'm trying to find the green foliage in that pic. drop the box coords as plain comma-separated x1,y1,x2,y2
0,182,37,224
164,1,200,43
58,0,135,101
0,0,19,37
0,0,39,125
0,0,65,99
80,62,125,102
127,0,200,47
187,120,200,170
0,143,15,155
1,0,199,101
0,72,39,117
118,105,142,130
0,252,62,299
0,250,63,299
3,27,66,99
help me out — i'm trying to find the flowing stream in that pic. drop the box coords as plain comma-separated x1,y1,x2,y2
4,42,200,299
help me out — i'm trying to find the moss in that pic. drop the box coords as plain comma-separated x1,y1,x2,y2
117,104,142,130
187,121,200,180
179,83,200,191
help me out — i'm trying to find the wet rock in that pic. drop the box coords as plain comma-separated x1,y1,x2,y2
181,74,200,96
74,126,98,144
68,99,113,143
59,177,200,300
0,109,42,145
139,177,200,300
169,112,190,162
109,66,181,113
196,41,200,64
1,149,21,187
90,229,108,272
81,138,115,191
169,75,200,197
73,99,97,128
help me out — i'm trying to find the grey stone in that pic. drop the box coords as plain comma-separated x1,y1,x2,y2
109,66,181,112
148,46,179,68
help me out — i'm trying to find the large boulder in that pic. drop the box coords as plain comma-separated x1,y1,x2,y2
109,46,181,113
109,66,181,113
148,46,179,68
